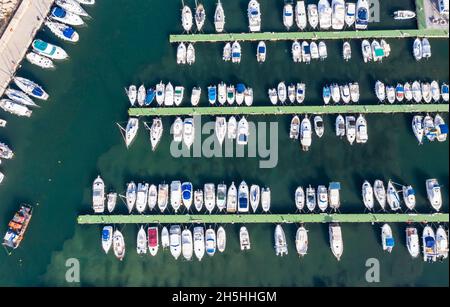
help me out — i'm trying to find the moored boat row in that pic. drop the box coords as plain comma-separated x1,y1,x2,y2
412,114,447,144
269,82,306,105
323,82,359,104
375,81,448,104
295,182,341,212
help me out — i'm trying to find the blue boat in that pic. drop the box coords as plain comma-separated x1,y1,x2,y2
323,86,331,104
208,86,217,104
181,182,193,210
144,88,155,106
236,83,246,94
238,181,249,213
355,0,369,30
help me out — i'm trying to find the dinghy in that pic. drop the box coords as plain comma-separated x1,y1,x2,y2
101,226,112,254
250,185,260,212
148,226,159,256
295,186,305,210
170,225,182,260
217,226,226,253
296,226,308,256
240,226,251,250
193,226,205,261
137,226,147,255
362,180,374,211
181,228,193,260
406,227,420,258
113,230,125,261
227,182,237,213
381,224,395,253
274,225,288,256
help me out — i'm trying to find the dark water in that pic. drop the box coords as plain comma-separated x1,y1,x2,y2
0,0,448,286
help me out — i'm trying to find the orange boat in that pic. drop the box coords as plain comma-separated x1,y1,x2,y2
3,204,33,249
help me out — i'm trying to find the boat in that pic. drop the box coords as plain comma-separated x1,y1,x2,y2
0,99,30,118
307,4,319,29
256,41,266,62
126,85,137,106
361,39,372,63
335,115,345,137
412,115,424,144
223,42,231,61
0,120,6,128
205,228,216,256
413,38,422,61
274,225,288,256
350,82,360,103
317,185,328,212
248,0,261,32
290,116,300,139
0,143,13,160
126,181,136,213
207,85,217,105
329,223,343,261
149,118,163,151
92,176,105,213
164,82,174,106
226,85,236,105
431,81,440,102
183,117,195,149
227,116,237,139
292,40,302,63
186,43,195,65
193,226,205,260
4,89,37,107
381,224,395,253
181,182,193,210
237,117,249,145
436,226,449,260
355,0,369,30
268,88,277,105
405,227,420,258
214,0,225,33
173,117,183,142
204,183,216,213
345,116,356,145
137,226,147,255
216,184,227,211
157,183,169,212
402,185,416,210
300,116,312,151
55,0,89,17
177,42,187,64
215,117,227,146
295,1,307,30
112,230,125,261
295,186,305,210
318,0,332,30
422,225,437,263
295,226,308,256
227,182,237,213
161,226,169,249
124,117,139,148
441,83,449,102
32,39,68,60
50,6,84,26
301,41,311,63
240,226,251,250
343,41,351,61
283,2,294,30
306,185,316,212
249,185,260,212
422,38,431,59
169,225,182,260
288,84,296,103
231,41,242,63
371,40,385,62
244,88,253,106
355,114,368,144
181,5,193,32
2,204,33,250
296,83,306,103
423,114,435,141
395,83,404,102
261,187,271,212
328,182,341,211
13,77,49,100
101,226,112,254
107,192,117,213
323,85,331,104
331,0,345,30
155,82,165,105
25,52,54,69
393,10,416,20
412,81,422,103
191,87,201,106
387,180,401,211
217,226,226,253
148,226,159,256
386,85,396,104
435,114,448,142
170,181,182,213
236,83,246,105
181,228,193,260
194,189,204,212
318,41,327,60
314,116,324,138
426,178,442,211
374,180,386,210
340,84,351,104
195,2,206,31
137,85,146,106
380,39,391,57
331,84,340,103
422,82,432,103
345,2,356,27
362,181,374,211
404,82,413,101
147,185,157,211
44,21,79,43
310,42,319,60
238,181,249,213
145,88,155,106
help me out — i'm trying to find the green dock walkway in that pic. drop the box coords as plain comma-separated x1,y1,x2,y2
129,104,449,117
78,213,449,225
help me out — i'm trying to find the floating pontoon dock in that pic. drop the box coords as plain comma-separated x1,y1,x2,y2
129,104,449,117
78,213,449,225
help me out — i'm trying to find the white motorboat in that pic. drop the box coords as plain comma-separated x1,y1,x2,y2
217,82,227,105
4,89,37,108
422,38,431,58
227,116,237,139
55,0,89,17
288,84,296,103
350,82,360,103
204,183,216,213
295,1,307,30
223,43,231,61
387,180,401,211
248,0,261,32
295,186,305,210
205,228,216,256
161,226,170,249
356,114,368,144
227,182,237,213
300,116,312,151
261,187,271,212
148,226,159,256
423,114,435,142
181,228,193,260
191,87,201,106
331,84,340,103
92,176,105,213
181,5,193,32
13,77,49,100
147,185,157,211
193,226,205,261
50,6,84,26
238,181,249,213
355,0,369,30
431,81,440,102
343,41,351,61
292,40,302,63
386,85,396,104
394,10,416,20
187,44,196,64
283,2,294,30
381,224,395,253
314,116,324,138
426,178,442,211
155,82,165,105
217,226,226,253
435,114,448,142
306,185,316,212
268,88,278,105
331,0,345,30
149,118,163,151
436,226,449,260
172,117,183,143
214,0,225,33
318,41,327,60
216,184,227,211
113,230,125,261
335,115,345,137
274,225,288,256
402,185,416,210
318,0,332,30
301,41,311,63
374,180,386,210
126,181,137,213
340,84,351,104
232,41,241,63
345,2,356,27
107,192,117,213
362,180,374,211
236,84,245,105
310,42,319,60
101,226,112,254
422,225,437,263
195,2,206,31
25,52,54,69
404,82,413,101
237,117,249,145
137,226,147,255
422,82,432,103
412,115,424,144
177,42,187,64
164,82,174,106
256,41,266,62
32,39,68,60
136,183,149,213
194,189,204,212
317,185,328,212
413,38,422,61
215,117,227,146
412,81,422,103
169,225,182,260
277,82,287,104
290,115,300,139
250,184,260,212
296,83,306,103
244,88,254,106
295,226,308,256
307,4,319,29
361,39,372,63
240,226,251,250
375,81,386,102
329,223,343,261
406,227,420,258
345,115,356,145
226,85,235,105
44,20,79,43
158,184,169,212
181,182,193,210
328,182,341,211
183,117,195,149
170,181,182,213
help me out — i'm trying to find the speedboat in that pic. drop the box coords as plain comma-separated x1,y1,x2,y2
361,39,372,63
300,116,312,151
4,89,37,107
55,0,89,17
217,226,226,253
193,226,205,261
232,41,241,63
283,2,294,30
393,10,416,20
183,117,195,149
413,38,422,61
155,82,165,105
227,182,237,213
157,184,169,212
215,117,227,146
331,0,345,30
195,2,206,31
395,83,404,102
307,4,319,29
340,84,351,104
329,223,343,261
218,82,227,105
343,41,351,61
406,227,420,258
381,224,395,253
124,117,139,148
181,5,193,32
227,116,237,139
25,52,54,69
290,115,300,139
345,116,356,145
426,178,442,211
181,182,193,210
223,42,231,61
244,88,253,106
126,85,137,106
44,21,79,43
374,180,386,210
402,185,416,210
422,82,432,103
412,115,424,144
323,85,331,104
268,88,278,104
137,85,146,106
306,185,316,212
236,83,246,105
135,183,149,213
177,42,187,64
317,185,328,212
371,40,384,62
314,116,324,138
362,180,374,211
436,226,449,260
169,225,182,260
101,226,112,254
355,0,369,30
335,115,345,137
147,185,157,211
238,181,250,213
237,117,249,145
174,86,185,105
204,183,216,213
381,39,391,56
194,190,204,212
214,0,225,33
435,114,448,142
295,186,305,210
350,82,360,103
248,0,261,32
164,82,174,106
422,38,431,58
107,192,117,213
208,85,217,105
170,180,182,213
301,41,311,63
216,184,227,211
13,77,49,100
32,39,68,60
331,84,340,103
173,117,183,143
295,1,307,30
441,83,449,102
292,40,302,63
318,41,327,60
296,83,306,103
0,143,14,159
261,187,271,212
161,226,170,249
240,226,251,250
356,114,368,144
113,230,125,261
145,88,155,106
328,182,341,211
387,180,401,211
310,42,319,60
205,228,217,256
148,226,159,256
422,226,437,263
386,85,396,104
318,0,332,30
345,2,356,27
226,85,236,105
431,81,440,102
181,228,193,261
404,82,413,101
250,184,260,212
126,181,137,213
288,84,296,103
256,41,266,62
150,118,163,151
191,87,201,106
274,225,288,256
50,6,84,26
423,114,435,141
412,81,422,102
137,226,147,255
295,226,308,256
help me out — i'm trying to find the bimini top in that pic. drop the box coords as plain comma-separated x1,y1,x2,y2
438,124,448,134
329,182,341,190
425,236,435,248
63,27,75,38
385,237,395,247
358,7,368,22
102,229,110,240
52,7,67,18
236,83,246,93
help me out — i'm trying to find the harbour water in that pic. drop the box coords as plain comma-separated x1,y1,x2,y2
0,0,448,286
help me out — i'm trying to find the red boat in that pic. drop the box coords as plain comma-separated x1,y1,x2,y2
147,226,159,256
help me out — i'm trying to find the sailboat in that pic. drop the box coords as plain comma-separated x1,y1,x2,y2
317,185,328,212
329,223,343,261
237,117,249,145
227,116,237,139
331,0,345,30
261,187,271,212
204,183,216,213
216,184,227,211
205,228,217,256
217,226,226,253
149,118,163,151
412,115,424,144
126,181,137,213
250,185,260,212
227,182,237,213
181,4,193,32
92,176,104,213
194,190,204,212
387,180,401,211
126,85,137,106
374,180,387,210
362,181,374,211
158,184,168,212
355,0,369,29
170,225,182,260
181,228,193,261
195,2,206,31
238,181,250,213
283,2,294,30
4,89,38,108
300,116,312,151
183,117,195,149
55,0,89,16
135,183,149,213
147,185,157,211
215,117,227,146
274,225,288,256
214,0,225,33
101,226,112,254
13,77,49,100
148,226,159,256
426,178,442,212
306,185,316,212
145,88,155,106
296,226,308,256
181,182,193,210
137,226,147,255
50,6,84,26
295,1,307,30
223,43,231,61
193,226,205,261
307,4,319,29
381,224,395,253
124,117,139,148
107,193,117,213
402,185,416,210
295,186,305,210
44,21,79,43
170,181,182,213
240,226,251,250
113,230,125,261
248,0,262,32
406,227,420,258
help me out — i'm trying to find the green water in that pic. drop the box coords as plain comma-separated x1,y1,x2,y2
0,0,448,286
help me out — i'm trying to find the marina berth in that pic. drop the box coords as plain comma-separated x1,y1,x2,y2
149,118,163,151
123,117,139,148
126,85,137,105
387,180,401,211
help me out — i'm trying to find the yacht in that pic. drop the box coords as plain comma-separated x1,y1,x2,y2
13,77,49,100
170,181,182,213
256,41,267,62
307,4,319,29
238,181,250,213
350,82,360,103
295,186,305,210
412,81,422,102
158,184,169,212
214,0,225,33
248,0,261,32
25,52,54,69
191,87,201,106
362,181,374,211
237,117,249,145
137,226,147,255
217,226,226,253
343,41,351,61
216,184,227,211
181,182,193,210
422,38,431,58
208,85,217,105
183,117,195,149
148,226,159,256
50,6,84,26
177,42,187,64
227,182,237,213
328,182,341,211
300,116,312,151
173,117,183,143
406,227,420,258
374,180,387,210
301,41,311,63
317,185,328,212
181,5,193,32
124,117,139,148
318,0,332,30
292,40,302,63
274,225,288,256
164,82,174,106
310,42,319,60
345,116,356,145
204,183,216,213
393,10,416,20
431,81,440,102
426,178,442,211
413,38,422,61
147,185,157,211
412,115,424,144
195,2,206,31
226,85,236,105
215,117,227,146
402,185,416,210
314,116,324,138
436,226,449,260
404,82,413,101
261,187,271,212
345,2,356,27
44,21,79,43
240,227,251,250
435,114,448,142
329,223,343,261
92,176,105,213
381,224,395,253
386,85,396,104
125,181,136,213
232,41,241,63
290,115,300,139
361,39,372,63
306,185,316,212
296,83,306,103
218,82,227,105
107,192,117,213
149,118,163,151
295,1,307,30
355,0,369,30
155,82,165,105
422,226,437,263
283,2,294,30
223,43,231,61
102,226,112,254
356,114,368,144
169,225,182,260
32,39,68,60
194,189,204,212
227,116,237,139
4,89,37,108
335,115,345,137
387,180,401,211
181,228,193,261
318,41,327,60
296,226,308,256
136,183,149,213
340,84,351,104
331,0,345,30
112,230,125,261
174,85,185,106
55,0,89,16
193,226,205,261
250,184,260,212
205,228,217,256
288,84,296,103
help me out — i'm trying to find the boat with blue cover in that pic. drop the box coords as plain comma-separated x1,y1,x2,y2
45,21,79,43
355,0,369,30
50,6,85,26
381,224,395,253
208,85,217,105
102,225,112,254
145,88,155,106
238,181,249,213
13,77,49,100
231,41,241,63
55,0,89,17
32,39,68,60
323,85,331,104
181,182,193,210
236,83,246,105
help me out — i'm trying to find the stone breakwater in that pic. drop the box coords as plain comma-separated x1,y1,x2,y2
0,0,20,22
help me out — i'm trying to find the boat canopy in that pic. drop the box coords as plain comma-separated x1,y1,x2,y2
374,48,385,57
182,190,191,200
357,8,368,21
386,238,395,247
406,189,416,196
238,196,247,208
63,27,75,38
330,182,341,190
425,237,435,248
32,87,44,97
52,7,67,18
102,229,110,240
258,46,265,53
236,83,246,93
438,124,448,134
